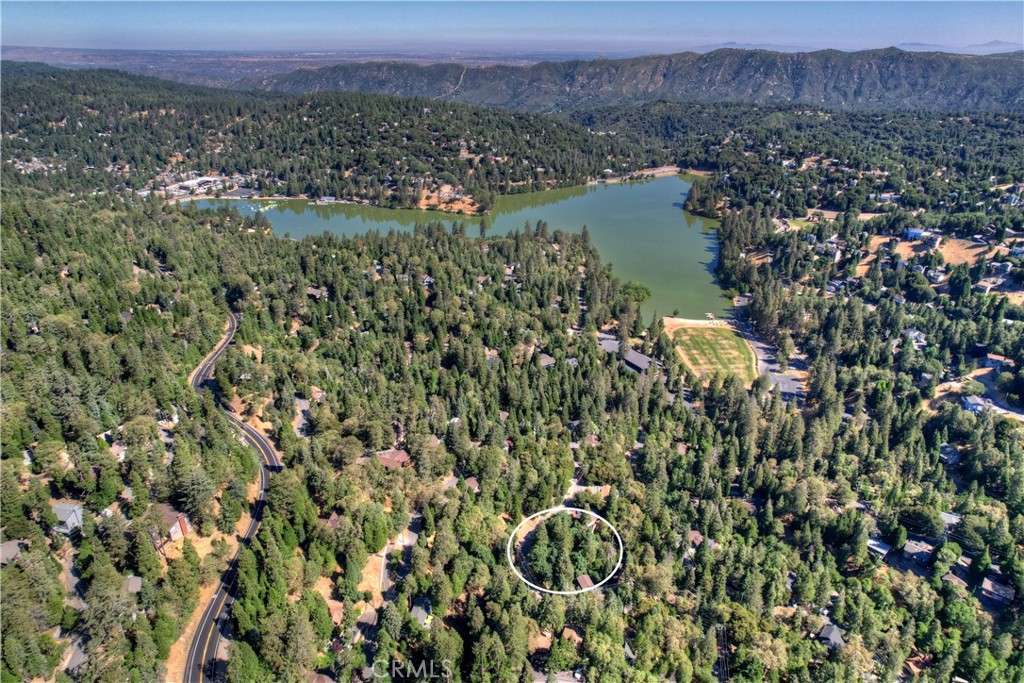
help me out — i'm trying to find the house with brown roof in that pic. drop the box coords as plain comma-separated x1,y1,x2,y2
375,448,411,469
320,511,342,531
576,574,595,590
153,503,191,549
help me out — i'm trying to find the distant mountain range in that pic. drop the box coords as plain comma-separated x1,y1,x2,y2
243,48,1024,113
4,45,1022,112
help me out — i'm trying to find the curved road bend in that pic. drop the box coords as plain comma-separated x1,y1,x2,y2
184,313,282,683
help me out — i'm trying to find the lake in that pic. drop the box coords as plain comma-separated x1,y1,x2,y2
192,175,728,320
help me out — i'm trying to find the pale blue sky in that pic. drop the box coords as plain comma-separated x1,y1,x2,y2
2,2,1022,53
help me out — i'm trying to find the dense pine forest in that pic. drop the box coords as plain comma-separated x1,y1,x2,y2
1,64,1023,683
1,63,660,210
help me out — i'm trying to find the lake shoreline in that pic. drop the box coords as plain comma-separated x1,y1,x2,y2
189,176,730,321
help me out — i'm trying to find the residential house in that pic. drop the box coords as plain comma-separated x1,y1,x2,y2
942,573,969,590
306,286,328,300
985,353,1014,370
376,448,411,469
52,502,85,536
962,395,988,414
866,538,891,559
974,279,1002,294
411,597,433,628
320,511,342,531
981,577,1016,606
940,512,962,531
623,349,654,374
0,539,26,565
939,443,962,466
464,476,481,494
124,575,143,595
818,624,846,650
905,226,925,240
155,503,191,546
538,353,556,369
903,539,934,566
576,574,595,590
904,329,927,350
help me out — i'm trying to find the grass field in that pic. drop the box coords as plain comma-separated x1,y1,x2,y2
667,323,757,385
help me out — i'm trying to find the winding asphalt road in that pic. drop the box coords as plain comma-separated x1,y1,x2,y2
184,312,282,683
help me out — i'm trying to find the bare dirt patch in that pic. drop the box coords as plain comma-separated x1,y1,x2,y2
417,184,480,213
358,555,385,608
241,344,262,363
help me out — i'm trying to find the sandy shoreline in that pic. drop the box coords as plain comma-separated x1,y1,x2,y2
588,165,682,186
662,316,732,329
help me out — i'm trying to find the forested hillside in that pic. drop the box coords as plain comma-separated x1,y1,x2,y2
2,63,1023,683
575,101,1024,220
243,48,1024,113
1,63,657,209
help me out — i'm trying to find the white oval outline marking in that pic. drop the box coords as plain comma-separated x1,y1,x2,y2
505,506,624,595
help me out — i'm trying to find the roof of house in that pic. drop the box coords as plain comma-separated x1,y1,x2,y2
942,573,969,589
124,575,143,594
155,502,185,528
940,512,962,528
321,511,342,531
598,338,619,354
904,539,933,556
819,623,845,649
0,540,24,565
357,607,378,627
52,502,84,525
561,627,583,646
538,353,556,368
376,448,411,469
410,597,433,627
867,538,891,556
982,577,1017,602
306,286,328,299
464,476,480,493
576,574,595,590
963,395,986,407
623,349,653,372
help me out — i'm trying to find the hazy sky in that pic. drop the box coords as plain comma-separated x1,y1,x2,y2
3,1,1022,53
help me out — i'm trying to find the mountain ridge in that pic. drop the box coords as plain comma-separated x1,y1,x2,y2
241,47,1024,112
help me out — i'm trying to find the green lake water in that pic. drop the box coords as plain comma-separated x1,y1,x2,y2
192,176,728,320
